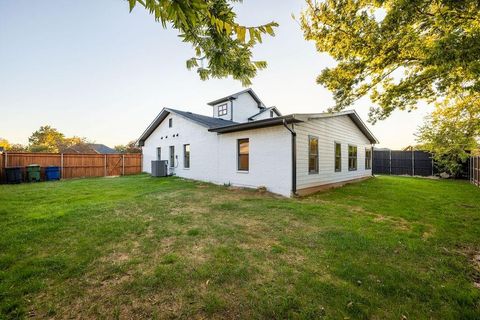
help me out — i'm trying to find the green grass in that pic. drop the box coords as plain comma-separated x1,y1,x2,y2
0,174,479,319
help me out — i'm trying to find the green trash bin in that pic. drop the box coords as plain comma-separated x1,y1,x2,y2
27,164,41,182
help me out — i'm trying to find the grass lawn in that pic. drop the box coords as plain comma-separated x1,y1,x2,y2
0,175,479,319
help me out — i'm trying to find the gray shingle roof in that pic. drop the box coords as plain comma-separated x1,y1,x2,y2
137,108,237,146
89,144,118,154
168,109,237,128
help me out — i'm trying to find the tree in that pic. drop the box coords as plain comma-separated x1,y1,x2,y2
300,0,480,123
114,141,142,153
28,126,66,152
417,93,480,176
0,138,27,152
9,144,28,152
0,138,10,151
127,0,278,85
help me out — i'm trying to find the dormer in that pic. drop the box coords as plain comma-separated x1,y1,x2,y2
207,89,268,123
248,106,282,121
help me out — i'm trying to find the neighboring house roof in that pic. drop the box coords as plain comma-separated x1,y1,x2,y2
90,144,118,154
62,143,118,154
210,110,379,144
248,106,282,120
137,108,237,146
207,88,265,108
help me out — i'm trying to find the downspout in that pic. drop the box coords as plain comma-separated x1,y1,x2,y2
283,118,297,196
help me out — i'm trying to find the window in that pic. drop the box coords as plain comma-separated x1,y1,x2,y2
270,110,274,118
308,136,319,174
169,146,175,167
348,145,357,171
237,139,249,171
218,103,228,116
169,118,173,128
334,143,341,172
184,144,190,168
365,148,372,169
157,147,161,160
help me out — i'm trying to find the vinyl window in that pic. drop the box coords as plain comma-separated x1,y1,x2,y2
218,104,228,116
184,144,190,168
157,147,161,160
169,146,175,167
348,145,357,171
334,143,341,172
237,139,249,171
308,136,319,174
169,118,173,128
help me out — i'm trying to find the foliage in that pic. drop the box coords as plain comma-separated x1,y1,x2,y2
0,138,10,151
8,144,28,152
0,138,27,152
1,175,479,318
417,93,480,176
28,126,86,153
28,126,65,152
114,140,142,153
128,0,278,85
300,0,480,123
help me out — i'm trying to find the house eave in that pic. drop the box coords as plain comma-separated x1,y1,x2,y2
208,116,303,134
207,88,265,108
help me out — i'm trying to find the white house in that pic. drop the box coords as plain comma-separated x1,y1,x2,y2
138,89,378,197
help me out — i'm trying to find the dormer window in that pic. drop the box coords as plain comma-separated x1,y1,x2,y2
218,103,228,116
270,110,274,117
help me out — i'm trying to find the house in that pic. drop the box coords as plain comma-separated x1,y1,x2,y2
138,89,378,197
61,143,118,154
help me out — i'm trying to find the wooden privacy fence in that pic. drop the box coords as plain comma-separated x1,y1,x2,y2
373,150,435,176
471,156,480,187
0,152,142,183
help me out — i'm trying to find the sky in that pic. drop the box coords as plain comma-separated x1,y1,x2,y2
0,0,433,149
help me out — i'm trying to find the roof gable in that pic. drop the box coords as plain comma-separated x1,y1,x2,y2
296,110,378,144
248,106,282,120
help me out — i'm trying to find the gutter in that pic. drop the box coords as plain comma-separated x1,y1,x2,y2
283,118,297,196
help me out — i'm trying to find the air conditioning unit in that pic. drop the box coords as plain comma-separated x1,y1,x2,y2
151,160,168,177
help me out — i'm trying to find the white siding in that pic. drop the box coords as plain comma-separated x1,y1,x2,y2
142,114,292,196
212,92,262,123
295,116,372,190
142,113,220,183
250,108,276,121
212,101,233,121
216,126,292,196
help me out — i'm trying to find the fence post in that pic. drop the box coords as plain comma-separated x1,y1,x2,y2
412,150,415,176
5,152,7,168
104,155,107,176
470,157,472,183
122,155,125,176
475,156,480,186
60,153,64,179
431,156,434,176
389,150,392,175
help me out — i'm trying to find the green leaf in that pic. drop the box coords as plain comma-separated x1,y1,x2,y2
129,0,136,12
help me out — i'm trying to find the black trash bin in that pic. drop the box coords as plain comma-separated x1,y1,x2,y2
5,167,22,184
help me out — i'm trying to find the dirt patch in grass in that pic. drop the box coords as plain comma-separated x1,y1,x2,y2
472,253,480,289
372,214,412,231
